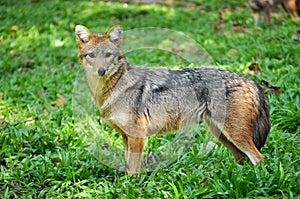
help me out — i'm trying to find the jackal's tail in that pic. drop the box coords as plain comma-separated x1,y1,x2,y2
297,0,300,16
251,81,270,150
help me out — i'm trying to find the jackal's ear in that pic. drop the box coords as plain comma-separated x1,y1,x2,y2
75,25,93,47
106,26,122,46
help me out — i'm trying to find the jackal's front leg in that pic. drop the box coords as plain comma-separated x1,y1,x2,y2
126,136,144,175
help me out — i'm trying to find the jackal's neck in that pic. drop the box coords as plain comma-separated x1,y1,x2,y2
89,55,129,108
102,56,128,95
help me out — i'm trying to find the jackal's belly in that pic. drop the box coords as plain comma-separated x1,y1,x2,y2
144,101,207,136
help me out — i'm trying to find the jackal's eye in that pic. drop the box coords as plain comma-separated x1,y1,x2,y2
105,52,112,58
85,53,95,58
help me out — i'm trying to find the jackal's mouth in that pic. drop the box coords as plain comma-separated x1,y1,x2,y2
98,67,105,76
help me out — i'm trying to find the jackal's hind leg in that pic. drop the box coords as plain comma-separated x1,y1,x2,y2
281,0,298,20
121,134,128,164
205,119,246,164
254,11,260,26
222,125,265,165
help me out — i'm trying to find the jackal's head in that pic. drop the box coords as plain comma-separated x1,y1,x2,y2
75,25,125,77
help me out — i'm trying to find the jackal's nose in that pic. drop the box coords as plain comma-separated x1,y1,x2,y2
97,67,105,76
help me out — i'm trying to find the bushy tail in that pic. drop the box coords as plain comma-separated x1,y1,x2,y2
247,80,270,151
251,82,271,150
297,0,300,16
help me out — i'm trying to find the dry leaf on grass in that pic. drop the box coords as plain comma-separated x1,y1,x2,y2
2,121,8,129
233,23,248,33
200,177,208,184
9,25,19,33
10,180,22,190
292,30,300,41
50,93,65,106
200,173,213,184
247,62,263,74
136,187,144,194
213,10,224,35
227,49,237,57
260,80,280,95
51,158,62,163
0,116,7,129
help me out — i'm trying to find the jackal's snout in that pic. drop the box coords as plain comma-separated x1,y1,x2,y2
97,67,106,76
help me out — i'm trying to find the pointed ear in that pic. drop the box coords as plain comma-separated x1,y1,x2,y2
106,26,122,46
75,25,93,47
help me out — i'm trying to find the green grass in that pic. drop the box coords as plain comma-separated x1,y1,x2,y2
1,0,300,198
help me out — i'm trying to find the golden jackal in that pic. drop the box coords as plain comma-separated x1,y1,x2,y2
247,0,300,25
75,25,270,175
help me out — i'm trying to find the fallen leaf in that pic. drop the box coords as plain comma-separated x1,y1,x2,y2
9,25,19,33
247,62,263,74
292,30,300,41
200,177,208,184
233,23,248,33
213,10,224,35
10,180,22,190
0,117,7,129
136,187,144,194
260,80,280,95
51,158,62,163
168,34,175,41
227,49,237,57
2,121,8,129
23,60,35,68
200,173,213,184
37,90,44,96
50,94,65,106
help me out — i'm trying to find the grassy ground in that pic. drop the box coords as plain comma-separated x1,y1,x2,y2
1,0,300,198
